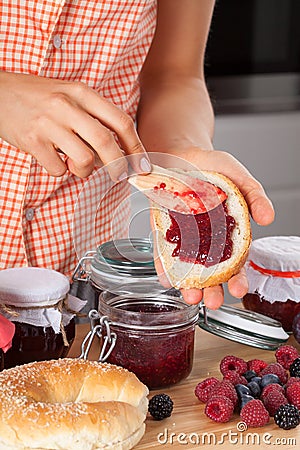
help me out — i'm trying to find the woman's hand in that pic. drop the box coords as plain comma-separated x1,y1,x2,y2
0,71,150,179
150,148,275,309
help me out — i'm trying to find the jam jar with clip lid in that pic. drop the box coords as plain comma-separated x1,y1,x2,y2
242,236,300,332
81,281,199,389
0,267,86,369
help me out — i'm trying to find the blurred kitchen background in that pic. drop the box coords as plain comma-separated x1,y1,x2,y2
129,0,300,303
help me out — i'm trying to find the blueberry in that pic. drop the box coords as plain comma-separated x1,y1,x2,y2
251,376,262,386
240,394,254,411
235,384,251,397
243,370,257,382
261,373,281,388
247,380,261,398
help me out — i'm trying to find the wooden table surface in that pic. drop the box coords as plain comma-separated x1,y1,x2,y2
70,322,300,450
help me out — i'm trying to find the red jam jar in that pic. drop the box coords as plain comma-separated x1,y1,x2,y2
97,283,199,389
243,236,300,332
0,267,85,369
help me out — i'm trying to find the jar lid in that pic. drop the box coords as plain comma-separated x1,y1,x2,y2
250,236,300,272
89,238,158,291
198,304,289,350
246,236,300,303
96,238,155,272
0,267,70,307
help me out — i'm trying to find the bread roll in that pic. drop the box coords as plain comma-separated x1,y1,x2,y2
0,358,149,450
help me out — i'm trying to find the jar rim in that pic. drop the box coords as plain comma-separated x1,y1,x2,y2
99,290,199,330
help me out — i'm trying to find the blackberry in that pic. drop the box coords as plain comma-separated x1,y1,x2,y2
274,404,300,430
148,394,174,420
290,357,300,378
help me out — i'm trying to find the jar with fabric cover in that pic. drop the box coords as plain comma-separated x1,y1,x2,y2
0,267,86,369
242,236,300,332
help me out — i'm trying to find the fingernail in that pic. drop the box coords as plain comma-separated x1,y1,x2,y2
118,171,128,181
139,157,151,173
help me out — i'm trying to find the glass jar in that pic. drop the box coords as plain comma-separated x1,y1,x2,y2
87,282,199,389
72,238,158,321
0,267,85,369
242,236,300,332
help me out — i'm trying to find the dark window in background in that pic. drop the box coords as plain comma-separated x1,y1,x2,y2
205,0,300,113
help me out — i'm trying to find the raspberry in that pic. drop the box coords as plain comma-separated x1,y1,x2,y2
260,363,288,385
247,359,268,375
285,377,300,389
220,355,247,376
209,380,238,407
286,383,300,408
194,377,219,403
205,395,234,423
240,399,270,427
261,383,285,401
223,371,247,386
263,390,288,416
275,345,299,370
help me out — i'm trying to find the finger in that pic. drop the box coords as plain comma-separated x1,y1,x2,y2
181,288,203,305
202,285,224,310
49,100,128,181
69,83,151,173
49,126,96,179
73,118,129,181
241,179,275,226
199,150,275,226
28,140,67,177
228,267,248,299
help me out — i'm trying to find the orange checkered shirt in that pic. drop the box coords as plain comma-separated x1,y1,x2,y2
0,0,157,278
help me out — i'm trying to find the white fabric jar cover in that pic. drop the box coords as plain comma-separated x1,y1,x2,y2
245,236,300,303
0,267,86,333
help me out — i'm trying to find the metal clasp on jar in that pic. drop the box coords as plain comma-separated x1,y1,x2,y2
79,309,117,362
72,251,96,282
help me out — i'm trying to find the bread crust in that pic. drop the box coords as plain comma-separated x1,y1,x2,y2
0,358,149,450
153,169,251,289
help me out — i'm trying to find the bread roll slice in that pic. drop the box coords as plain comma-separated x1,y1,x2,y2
140,168,251,290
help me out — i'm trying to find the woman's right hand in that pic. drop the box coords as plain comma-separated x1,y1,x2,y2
0,71,151,179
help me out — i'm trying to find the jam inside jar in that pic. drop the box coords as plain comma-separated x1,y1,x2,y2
4,319,76,369
243,292,300,333
98,288,199,389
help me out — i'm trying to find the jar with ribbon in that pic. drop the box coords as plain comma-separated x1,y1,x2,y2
243,236,300,332
0,267,86,369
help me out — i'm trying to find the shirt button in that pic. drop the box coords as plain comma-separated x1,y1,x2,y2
53,34,62,49
25,208,35,221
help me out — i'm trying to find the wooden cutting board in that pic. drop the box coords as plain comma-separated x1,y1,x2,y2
70,320,300,450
